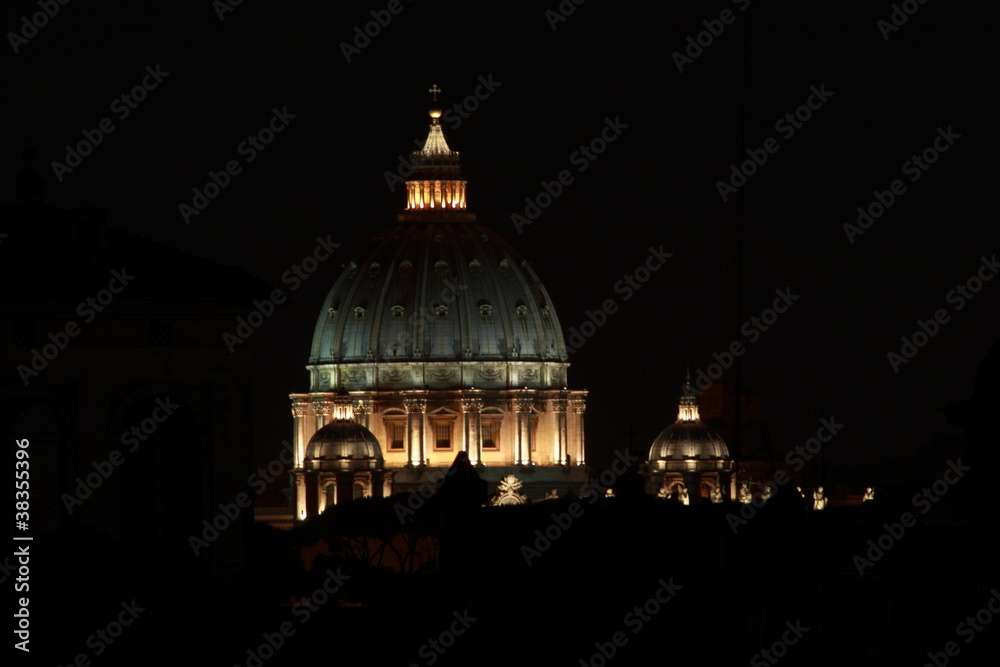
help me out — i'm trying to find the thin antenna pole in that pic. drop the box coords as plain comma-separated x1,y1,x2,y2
733,12,748,480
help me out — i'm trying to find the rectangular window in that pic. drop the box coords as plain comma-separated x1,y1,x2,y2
384,419,405,451
482,420,500,449
433,421,452,450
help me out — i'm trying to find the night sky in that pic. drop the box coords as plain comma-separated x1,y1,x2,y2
4,0,998,484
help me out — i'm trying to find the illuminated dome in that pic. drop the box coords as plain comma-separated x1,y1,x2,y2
310,224,567,365
649,421,730,461
307,105,570,391
289,87,590,521
649,379,730,461
644,374,734,502
304,419,383,470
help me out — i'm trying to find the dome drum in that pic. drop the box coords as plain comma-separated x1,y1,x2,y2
304,458,384,472
648,459,732,473
307,361,569,393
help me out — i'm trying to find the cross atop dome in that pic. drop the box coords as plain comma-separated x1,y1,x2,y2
428,83,442,102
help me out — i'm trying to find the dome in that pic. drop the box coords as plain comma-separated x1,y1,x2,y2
307,107,569,393
649,422,730,460
304,419,383,470
310,222,568,368
648,377,730,461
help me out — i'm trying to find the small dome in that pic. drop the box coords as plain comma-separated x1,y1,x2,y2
305,420,383,467
648,374,730,461
649,422,729,460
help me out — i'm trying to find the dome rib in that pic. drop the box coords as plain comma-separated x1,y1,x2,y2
310,221,568,369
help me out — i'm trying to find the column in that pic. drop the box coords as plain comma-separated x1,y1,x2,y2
720,471,733,501
515,393,534,466
291,398,310,468
553,398,568,465
461,394,483,465
295,472,306,520
352,398,372,430
404,395,427,466
317,477,328,514
571,398,586,466
313,399,333,433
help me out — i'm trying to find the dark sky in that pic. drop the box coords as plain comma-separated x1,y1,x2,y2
4,0,998,483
